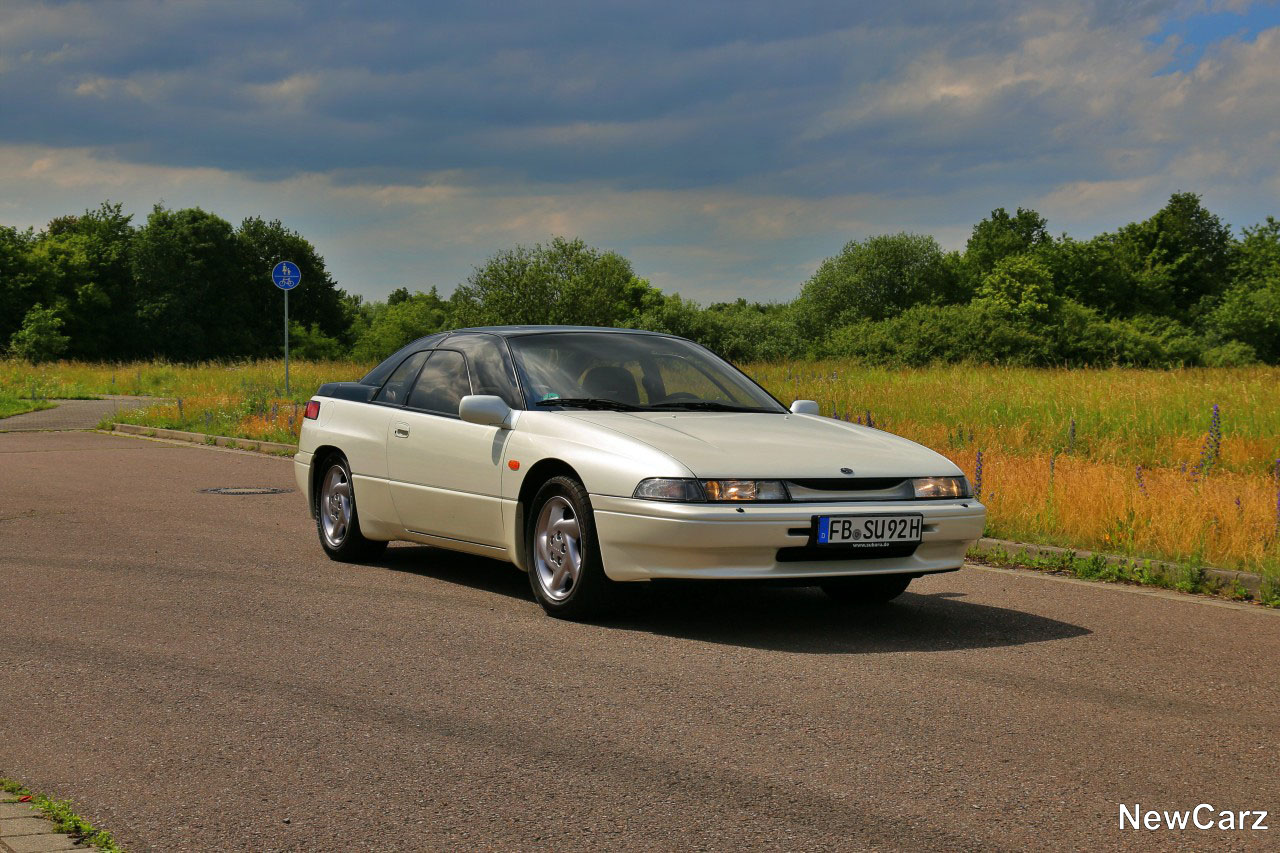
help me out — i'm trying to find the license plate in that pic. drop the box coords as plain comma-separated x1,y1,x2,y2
816,514,923,547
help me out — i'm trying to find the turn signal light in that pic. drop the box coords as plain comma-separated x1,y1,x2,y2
304,400,321,420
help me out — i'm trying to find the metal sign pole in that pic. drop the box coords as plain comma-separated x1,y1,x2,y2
284,287,290,396
271,260,300,398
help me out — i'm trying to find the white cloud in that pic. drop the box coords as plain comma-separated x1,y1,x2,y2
1,1,1278,303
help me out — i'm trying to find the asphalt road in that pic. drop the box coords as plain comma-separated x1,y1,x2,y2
0,396,153,432
0,432,1275,852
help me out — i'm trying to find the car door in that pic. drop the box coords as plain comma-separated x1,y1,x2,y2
385,348,508,549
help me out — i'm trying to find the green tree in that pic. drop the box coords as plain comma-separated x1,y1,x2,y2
963,207,1051,279
9,303,69,363
1109,192,1236,319
28,203,137,360
131,205,245,360
1204,218,1280,362
451,237,641,327
0,225,47,346
351,288,450,362
1039,235,1134,317
975,255,1058,321
795,232,949,342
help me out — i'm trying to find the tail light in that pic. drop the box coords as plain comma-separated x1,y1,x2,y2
304,400,321,420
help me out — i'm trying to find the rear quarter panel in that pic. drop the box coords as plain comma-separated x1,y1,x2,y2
299,397,400,540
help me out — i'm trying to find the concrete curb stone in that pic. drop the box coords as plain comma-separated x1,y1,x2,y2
0,813,91,852
112,422,296,456
971,536,1264,596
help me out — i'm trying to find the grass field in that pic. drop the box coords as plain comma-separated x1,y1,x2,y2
759,363,1280,583
0,390,55,419
3,358,1277,584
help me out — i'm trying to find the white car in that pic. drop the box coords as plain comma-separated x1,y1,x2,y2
296,326,985,618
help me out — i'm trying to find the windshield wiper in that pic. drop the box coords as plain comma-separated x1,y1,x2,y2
535,397,643,411
647,401,776,413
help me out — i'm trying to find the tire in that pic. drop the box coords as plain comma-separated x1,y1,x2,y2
821,573,912,605
315,453,388,562
527,475,616,619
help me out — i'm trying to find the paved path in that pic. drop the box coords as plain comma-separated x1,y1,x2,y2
0,397,153,432
0,431,1275,851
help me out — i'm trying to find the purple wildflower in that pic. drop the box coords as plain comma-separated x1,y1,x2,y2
974,450,984,500
865,410,874,429
1135,465,1148,498
1068,418,1076,453
1191,404,1223,479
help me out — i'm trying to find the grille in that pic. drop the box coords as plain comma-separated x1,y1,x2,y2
776,543,919,562
785,478,912,502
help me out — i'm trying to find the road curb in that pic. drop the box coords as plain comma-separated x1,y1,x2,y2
0,790,91,853
111,423,296,457
970,536,1264,596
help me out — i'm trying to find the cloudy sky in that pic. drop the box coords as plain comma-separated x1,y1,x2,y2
2,0,1278,302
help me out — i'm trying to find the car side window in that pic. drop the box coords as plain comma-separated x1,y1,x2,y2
446,333,523,408
406,350,472,416
375,350,430,405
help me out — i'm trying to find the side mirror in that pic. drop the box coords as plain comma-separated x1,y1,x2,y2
789,399,820,416
459,395,515,429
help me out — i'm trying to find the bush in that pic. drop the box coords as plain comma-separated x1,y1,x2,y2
822,303,1053,366
351,290,450,362
288,322,347,360
794,232,950,342
9,304,69,363
1201,341,1259,367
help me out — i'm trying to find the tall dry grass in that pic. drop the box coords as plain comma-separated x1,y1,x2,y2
745,361,1280,577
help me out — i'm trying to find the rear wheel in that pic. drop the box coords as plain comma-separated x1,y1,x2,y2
527,475,616,619
821,574,912,605
316,454,387,562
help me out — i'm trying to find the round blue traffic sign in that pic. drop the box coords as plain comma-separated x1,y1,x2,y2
272,261,301,290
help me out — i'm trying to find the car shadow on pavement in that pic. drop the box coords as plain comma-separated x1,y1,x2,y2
378,544,533,599
612,583,1092,654
376,545,1090,655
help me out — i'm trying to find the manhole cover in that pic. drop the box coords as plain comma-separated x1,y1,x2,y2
199,487,294,496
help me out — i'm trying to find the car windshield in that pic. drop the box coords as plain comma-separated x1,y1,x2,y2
507,332,785,413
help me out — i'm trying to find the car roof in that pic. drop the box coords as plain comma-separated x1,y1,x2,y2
360,326,683,387
448,325,674,338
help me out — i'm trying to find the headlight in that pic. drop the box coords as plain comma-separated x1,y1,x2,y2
631,478,789,502
912,476,971,499
632,478,706,501
702,479,788,501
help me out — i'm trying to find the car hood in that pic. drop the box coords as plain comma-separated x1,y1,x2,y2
563,411,962,479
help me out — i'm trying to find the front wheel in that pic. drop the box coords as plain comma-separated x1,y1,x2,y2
821,574,912,605
315,454,387,562
527,476,617,619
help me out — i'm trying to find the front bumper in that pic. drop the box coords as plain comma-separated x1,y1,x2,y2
591,495,985,582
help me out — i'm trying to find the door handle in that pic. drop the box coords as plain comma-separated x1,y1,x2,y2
394,425,410,438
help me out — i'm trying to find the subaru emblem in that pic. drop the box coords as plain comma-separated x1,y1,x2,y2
840,467,854,475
